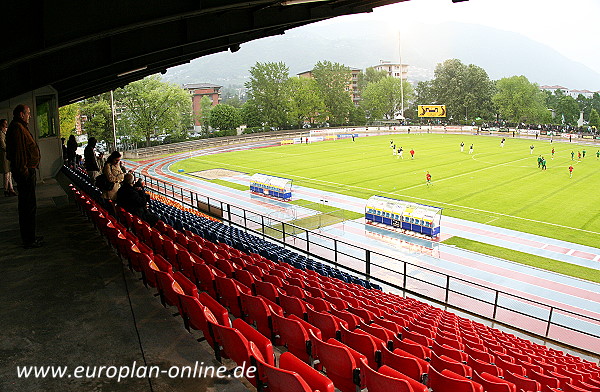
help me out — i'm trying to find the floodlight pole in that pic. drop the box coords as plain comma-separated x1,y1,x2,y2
398,32,404,121
110,90,118,151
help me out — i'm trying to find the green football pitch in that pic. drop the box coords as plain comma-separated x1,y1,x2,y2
171,133,600,249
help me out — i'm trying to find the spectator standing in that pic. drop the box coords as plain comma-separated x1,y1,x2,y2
66,135,78,167
61,137,67,164
6,104,43,248
84,137,100,184
101,151,126,201
0,119,17,196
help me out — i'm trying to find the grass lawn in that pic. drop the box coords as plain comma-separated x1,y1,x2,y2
170,133,600,248
443,236,600,283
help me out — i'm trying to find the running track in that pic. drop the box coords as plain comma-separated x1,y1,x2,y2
127,142,600,354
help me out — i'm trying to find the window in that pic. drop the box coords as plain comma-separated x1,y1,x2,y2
36,95,57,138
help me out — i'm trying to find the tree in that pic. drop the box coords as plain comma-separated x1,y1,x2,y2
357,67,388,95
80,94,114,148
115,75,192,147
429,59,495,122
198,96,213,135
493,76,549,123
312,61,354,125
550,93,580,126
589,109,600,129
348,105,367,126
361,77,414,120
245,62,292,129
209,104,241,131
240,99,262,128
289,77,325,128
58,103,80,138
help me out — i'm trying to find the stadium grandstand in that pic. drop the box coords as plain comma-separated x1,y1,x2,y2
1,0,599,391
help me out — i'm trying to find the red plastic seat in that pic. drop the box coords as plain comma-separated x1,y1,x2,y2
380,345,429,383
255,280,279,304
240,292,279,341
193,263,225,298
339,325,384,369
272,313,312,362
304,296,331,312
373,316,403,335
472,371,516,392
214,276,251,318
428,367,483,392
468,356,503,377
495,354,527,376
503,370,541,392
403,328,434,347
396,338,432,361
279,291,309,320
307,307,347,341
282,283,306,298
208,320,259,386
309,331,362,392
178,295,219,348
177,248,203,282
431,351,472,378
232,318,275,366
234,270,256,293
359,320,396,345
360,357,413,392
378,363,429,392
330,308,362,330
529,368,560,389
197,292,230,327
252,346,334,392
464,344,494,363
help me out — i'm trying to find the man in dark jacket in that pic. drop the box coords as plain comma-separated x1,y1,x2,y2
116,173,159,226
6,104,43,249
84,137,100,184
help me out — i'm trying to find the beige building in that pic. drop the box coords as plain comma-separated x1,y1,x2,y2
372,60,409,80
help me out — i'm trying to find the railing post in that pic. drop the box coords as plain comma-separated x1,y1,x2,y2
282,222,286,243
365,250,371,279
261,215,265,237
445,275,450,304
545,307,554,337
403,261,407,291
227,203,231,223
334,239,338,263
306,230,310,253
492,291,500,319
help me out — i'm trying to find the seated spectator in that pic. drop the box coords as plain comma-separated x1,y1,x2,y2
117,173,159,226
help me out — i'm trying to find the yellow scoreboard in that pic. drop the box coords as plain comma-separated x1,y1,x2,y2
418,105,446,117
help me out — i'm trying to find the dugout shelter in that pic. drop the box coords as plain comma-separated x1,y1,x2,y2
250,173,293,201
365,196,442,237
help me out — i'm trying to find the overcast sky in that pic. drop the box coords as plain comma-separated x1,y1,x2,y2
322,0,600,75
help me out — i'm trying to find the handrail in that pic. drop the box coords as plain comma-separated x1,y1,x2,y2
137,169,600,357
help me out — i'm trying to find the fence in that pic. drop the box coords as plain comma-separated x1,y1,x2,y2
139,171,600,357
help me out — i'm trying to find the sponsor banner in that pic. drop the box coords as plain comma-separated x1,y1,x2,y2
337,134,358,139
280,139,294,145
582,135,594,139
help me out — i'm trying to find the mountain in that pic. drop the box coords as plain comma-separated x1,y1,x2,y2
164,19,600,92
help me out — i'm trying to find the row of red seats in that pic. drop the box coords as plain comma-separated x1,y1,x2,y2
71,184,600,392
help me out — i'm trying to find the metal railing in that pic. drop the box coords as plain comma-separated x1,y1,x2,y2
138,170,600,357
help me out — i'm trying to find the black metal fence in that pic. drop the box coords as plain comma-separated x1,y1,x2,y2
139,171,600,357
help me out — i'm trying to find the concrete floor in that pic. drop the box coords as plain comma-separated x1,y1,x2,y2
0,174,250,392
